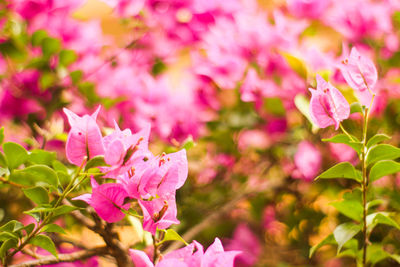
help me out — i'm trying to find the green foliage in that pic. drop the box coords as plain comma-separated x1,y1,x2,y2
59,49,77,66
29,149,57,166
366,134,391,148
0,127,4,145
41,223,66,234
29,234,58,257
369,160,400,183
322,134,362,154
10,165,59,188
158,229,188,245
31,30,48,46
316,162,361,182
366,144,400,166
366,212,400,234
41,37,61,57
85,155,107,171
333,222,361,253
350,102,364,115
3,142,28,170
309,234,336,258
22,186,49,204
331,199,363,222
281,52,307,79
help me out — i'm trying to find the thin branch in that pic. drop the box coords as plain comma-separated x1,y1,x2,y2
10,247,109,267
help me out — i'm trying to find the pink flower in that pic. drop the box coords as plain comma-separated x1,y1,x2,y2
137,150,188,198
309,75,350,129
293,141,321,181
287,0,329,19
139,193,180,235
340,47,378,107
225,224,261,267
102,122,151,178
63,106,105,166
73,178,130,223
129,238,240,267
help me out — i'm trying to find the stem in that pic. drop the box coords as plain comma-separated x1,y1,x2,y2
4,160,86,265
340,124,357,142
152,234,161,264
361,94,375,267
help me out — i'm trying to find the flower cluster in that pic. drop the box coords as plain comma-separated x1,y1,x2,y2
64,106,187,234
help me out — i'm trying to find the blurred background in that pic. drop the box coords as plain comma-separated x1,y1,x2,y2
1,0,400,266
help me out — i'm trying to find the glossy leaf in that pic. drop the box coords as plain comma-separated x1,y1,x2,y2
0,238,18,258
84,155,107,171
369,160,400,183
331,199,363,222
10,165,58,188
59,49,77,66
309,234,335,258
0,220,24,233
333,222,361,253
41,224,66,234
316,162,361,182
29,234,57,257
366,134,391,148
159,229,188,246
367,212,400,234
3,142,28,170
22,186,49,204
366,144,400,166
322,134,361,154
350,102,363,115
29,150,57,166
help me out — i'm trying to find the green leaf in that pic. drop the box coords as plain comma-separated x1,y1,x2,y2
181,136,195,151
31,30,48,46
333,222,361,253
59,49,77,66
0,127,4,145
367,134,391,148
366,199,384,211
322,134,362,154
10,165,58,188
29,150,56,166
39,72,56,91
331,199,363,222
366,144,400,166
0,220,24,232
23,223,35,235
52,205,78,217
264,97,285,116
0,152,7,168
0,232,18,241
390,254,400,264
85,155,107,171
22,186,49,204
41,224,66,234
41,37,61,57
70,70,83,85
29,234,57,257
316,162,361,182
294,94,319,132
3,142,28,170
52,160,68,173
309,234,335,258
369,160,400,183
367,244,389,265
159,229,188,246
281,52,307,79
0,238,18,258
350,102,363,115
367,212,400,234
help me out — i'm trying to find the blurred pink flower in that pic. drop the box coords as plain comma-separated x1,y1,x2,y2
225,224,261,267
309,75,350,129
340,47,378,107
287,0,329,19
293,141,321,181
